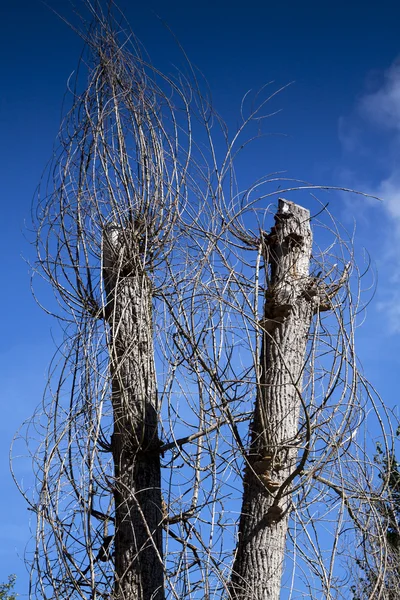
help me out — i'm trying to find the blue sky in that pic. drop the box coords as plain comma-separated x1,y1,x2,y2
2,0,400,594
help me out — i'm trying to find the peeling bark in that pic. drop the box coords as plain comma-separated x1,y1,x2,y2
103,224,164,600
230,199,314,599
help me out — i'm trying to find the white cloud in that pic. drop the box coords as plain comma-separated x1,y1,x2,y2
338,59,400,333
375,170,400,222
360,60,400,131
339,58,400,225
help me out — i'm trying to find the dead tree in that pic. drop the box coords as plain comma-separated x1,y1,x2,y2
12,3,398,599
103,224,164,599
230,200,315,599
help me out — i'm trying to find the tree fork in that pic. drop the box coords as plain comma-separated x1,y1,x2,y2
103,224,164,600
230,199,314,600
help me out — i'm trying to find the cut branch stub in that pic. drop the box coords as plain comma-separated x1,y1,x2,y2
230,199,314,600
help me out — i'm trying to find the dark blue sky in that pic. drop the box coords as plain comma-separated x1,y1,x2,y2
2,0,400,594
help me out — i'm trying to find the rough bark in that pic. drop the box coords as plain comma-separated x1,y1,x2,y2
230,199,314,599
103,224,164,600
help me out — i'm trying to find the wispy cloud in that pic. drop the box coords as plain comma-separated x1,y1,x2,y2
375,169,400,222
339,58,400,332
360,60,400,131
339,58,400,223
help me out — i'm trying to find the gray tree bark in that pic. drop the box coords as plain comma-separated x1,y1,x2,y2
103,224,164,600
230,199,314,599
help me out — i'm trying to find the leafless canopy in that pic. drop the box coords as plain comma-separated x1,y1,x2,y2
12,2,399,599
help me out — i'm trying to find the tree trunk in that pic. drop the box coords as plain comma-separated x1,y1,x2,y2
230,199,314,599
103,225,164,600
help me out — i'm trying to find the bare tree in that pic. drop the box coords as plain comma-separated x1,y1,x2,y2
229,200,315,599
351,447,400,599
12,2,398,599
